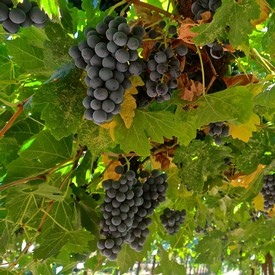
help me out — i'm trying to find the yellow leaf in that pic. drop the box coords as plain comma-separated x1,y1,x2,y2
120,88,137,129
129,75,144,87
100,120,116,141
120,76,144,129
102,155,122,181
253,193,265,211
229,114,260,142
230,164,265,189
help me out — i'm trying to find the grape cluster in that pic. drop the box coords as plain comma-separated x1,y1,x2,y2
145,44,186,102
261,175,275,211
124,170,168,251
191,0,222,22
160,208,186,235
69,15,146,124
0,0,48,34
98,168,168,260
208,122,229,145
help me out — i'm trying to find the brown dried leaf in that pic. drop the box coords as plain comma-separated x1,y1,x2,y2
223,74,259,87
178,18,198,44
179,79,203,101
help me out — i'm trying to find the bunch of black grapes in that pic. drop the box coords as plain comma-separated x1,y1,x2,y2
0,0,48,34
97,167,168,260
261,175,275,211
144,43,187,102
208,122,229,145
191,0,222,22
160,208,186,235
69,15,146,124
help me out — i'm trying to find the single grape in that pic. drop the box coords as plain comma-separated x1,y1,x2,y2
132,25,146,37
116,62,129,73
82,96,93,108
102,99,116,113
168,25,177,35
210,44,224,59
96,21,108,35
109,90,124,104
87,35,102,49
154,52,167,63
95,42,109,58
115,48,130,63
29,6,47,24
99,67,113,81
127,37,140,50
90,54,102,66
81,47,94,60
93,110,108,123
176,44,188,56
94,88,109,100
129,61,142,75
90,99,102,110
68,45,81,59
84,108,94,120
0,3,9,21
113,31,128,47
105,79,119,91
118,22,130,34
9,8,26,24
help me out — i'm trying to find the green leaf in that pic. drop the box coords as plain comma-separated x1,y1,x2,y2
195,233,223,272
6,29,54,76
254,82,275,115
32,71,85,140
116,243,147,273
192,0,261,51
176,86,254,145
78,121,113,155
113,110,185,155
38,0,61,21
173,140,231,192
33,230,94,259
262,14,275,58
4,130,72,183
154,248,186,275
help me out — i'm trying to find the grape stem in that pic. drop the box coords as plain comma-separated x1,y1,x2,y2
0,95,33,138
195,45,205,96
108,0,127,15
130,0,173,17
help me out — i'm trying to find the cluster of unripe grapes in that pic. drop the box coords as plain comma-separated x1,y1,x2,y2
208,122,229,145
261,175,275,211
97,166,168,260
0,0,48,34
69,15,146,124
160,208,186,235
191,0,222,22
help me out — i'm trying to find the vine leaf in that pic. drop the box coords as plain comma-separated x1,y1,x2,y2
120,76,144,129
33,230,94,260
4,130,72,183
37,0,61,21
154,247,186,275
192,0,262,51
229,164,265,189
253,193,264,211
6,29,54,75
113,110,185,155
229,114,260,142
32,73,85,140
